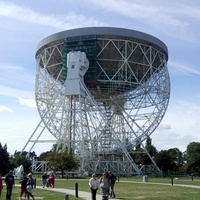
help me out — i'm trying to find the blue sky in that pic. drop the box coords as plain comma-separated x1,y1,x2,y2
0,0,200,155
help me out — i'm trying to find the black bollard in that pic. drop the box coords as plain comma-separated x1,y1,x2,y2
192,175,194,181
75,183,78,197
171,177,173,185
34,178,36,188
64,194,69,200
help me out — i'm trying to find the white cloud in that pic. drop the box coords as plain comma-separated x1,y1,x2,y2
176,99,200,108
152,128,200,152
0,63,22,71
169,60,200,75
0,0,199,155
173,100,200,117
0,105,13,112
1,0,198,43
78,0,199,42
0,1,106,30
0,63,35,101
157,123,171,131
0,84,34,99
0,62,35,84
17,97,36,108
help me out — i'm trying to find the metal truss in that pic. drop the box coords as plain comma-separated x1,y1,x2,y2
23,35,170,176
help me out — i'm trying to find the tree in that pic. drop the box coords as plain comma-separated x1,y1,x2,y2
185,142,200,175
27,151,37,161
0,143,10,175
144,137,158,165
130,146,146,165
130,137,158,166
51,143,68,152
167,148,184,174
37,151,51,161
46,152,79,178
154,150,172,175
9,151,32,173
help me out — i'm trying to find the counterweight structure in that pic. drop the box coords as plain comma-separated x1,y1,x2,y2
23,27,170,175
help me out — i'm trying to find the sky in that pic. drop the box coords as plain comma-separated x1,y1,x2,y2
0,0,200,156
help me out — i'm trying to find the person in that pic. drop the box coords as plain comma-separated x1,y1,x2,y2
19,173,28,200
106,172,110,196
99,172,110,198
109,171,117,198
26,173,35,200
89,174,98,200
48,173,55,188
5,170,15,200
0,172,3,199
42,172,48,188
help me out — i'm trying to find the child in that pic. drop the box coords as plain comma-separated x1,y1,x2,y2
19,173,28,200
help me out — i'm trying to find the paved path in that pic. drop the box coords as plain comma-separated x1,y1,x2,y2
20,181,200,200
40,183,200,200
14,184,120,200
37,186,120,200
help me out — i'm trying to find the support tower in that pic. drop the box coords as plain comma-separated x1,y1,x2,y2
22,27,170,176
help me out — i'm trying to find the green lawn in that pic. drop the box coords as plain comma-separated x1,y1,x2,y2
2,176,200,200
1,187,81,200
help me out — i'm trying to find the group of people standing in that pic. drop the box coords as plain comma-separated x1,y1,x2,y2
89,171,117,200
20,172,35,200
0,170,56,200
42,172,55,188
1,169,116,200
0,170,35,200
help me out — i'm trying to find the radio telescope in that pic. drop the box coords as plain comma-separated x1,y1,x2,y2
23,27,170,175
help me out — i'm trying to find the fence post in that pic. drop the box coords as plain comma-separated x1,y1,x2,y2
171,177,173,185
64,194,69,200
75,183,78,197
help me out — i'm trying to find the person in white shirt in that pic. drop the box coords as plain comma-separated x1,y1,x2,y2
89,174,99,200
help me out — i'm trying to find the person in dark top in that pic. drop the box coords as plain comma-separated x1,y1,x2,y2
5,170,15,200
109,171,117,198
42,172,48,188
19,173,28,200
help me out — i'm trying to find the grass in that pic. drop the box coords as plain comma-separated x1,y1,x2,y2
2,176,200,199
0,187,82,200
0,187,81,200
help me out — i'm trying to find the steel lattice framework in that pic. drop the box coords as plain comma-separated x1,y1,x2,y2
23,27,170,175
